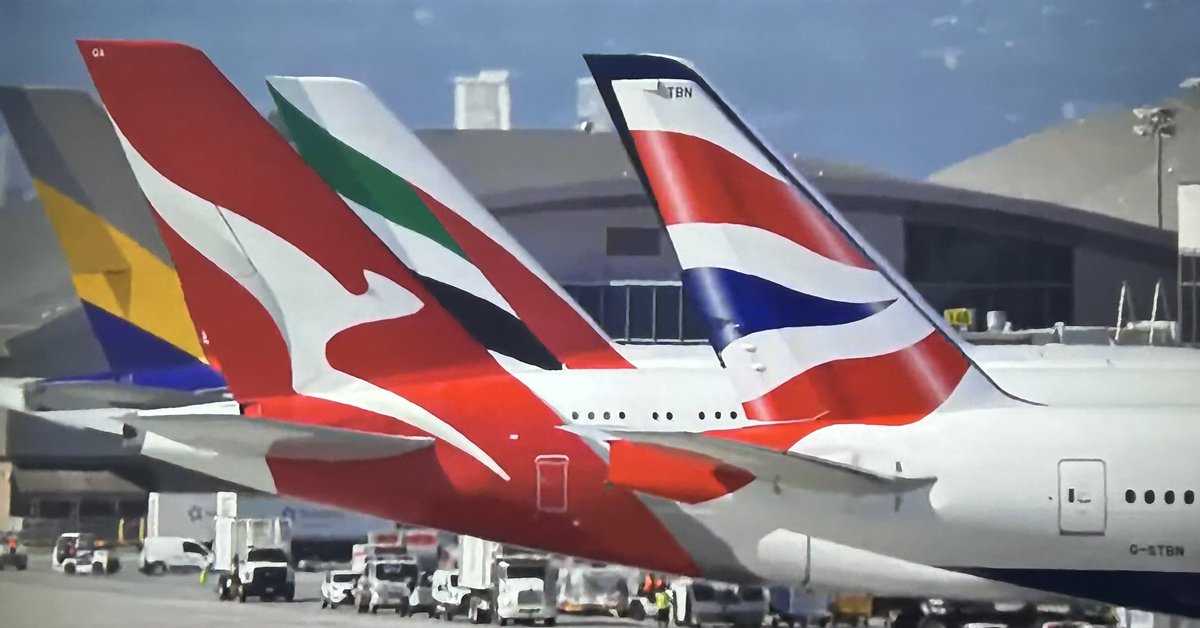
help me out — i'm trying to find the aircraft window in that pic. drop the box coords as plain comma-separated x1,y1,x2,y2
1187,491,1196,505
715,412,722,419
666,412,674,420
699,412,705,420
1166,491,1176,505
730,411,738,419
588,412,595,420
1067,489,1075,503
603,412,610,420
652,412,660,420
1125,490,1136,503
1145,490,1156,504
619,412,626,420
571,412,579,420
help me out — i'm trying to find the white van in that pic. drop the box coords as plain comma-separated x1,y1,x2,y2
139,536,211,574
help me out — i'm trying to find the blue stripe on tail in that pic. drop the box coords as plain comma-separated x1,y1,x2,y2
681,267,893,352
74,302,226,391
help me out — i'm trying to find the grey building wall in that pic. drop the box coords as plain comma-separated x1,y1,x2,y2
843,211,906,271
1073,245,1176,328
500,205,683,284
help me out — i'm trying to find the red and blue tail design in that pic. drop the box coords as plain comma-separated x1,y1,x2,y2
587,54,1022,450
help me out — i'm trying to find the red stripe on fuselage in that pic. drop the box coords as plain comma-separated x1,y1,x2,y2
629,130,871,269
711,332,969,450
80,40,698,576
413,188,633,370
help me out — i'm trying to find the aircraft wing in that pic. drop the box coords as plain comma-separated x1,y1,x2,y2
566,426,934,497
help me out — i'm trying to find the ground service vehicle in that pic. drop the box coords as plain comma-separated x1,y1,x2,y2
768,586,832,628
235,547,295,602
52,533,118,575
460,536,558,626
0,540,28,571
407,571,438,617
350,542,406,573
211,515,293,602
559,565,632,616
672,580,768,628
321,570,360,609
139,536,210,574
355,558,419,614
432,569,470,619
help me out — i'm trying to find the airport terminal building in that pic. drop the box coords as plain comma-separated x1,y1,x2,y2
414,127,1176,342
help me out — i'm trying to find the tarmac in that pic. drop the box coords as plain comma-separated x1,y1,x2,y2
0,551,639,628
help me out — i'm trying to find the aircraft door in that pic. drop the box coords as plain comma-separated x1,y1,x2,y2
535,455,569,513
1058,459,1106,535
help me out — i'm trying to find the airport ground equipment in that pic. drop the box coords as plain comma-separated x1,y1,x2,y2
211,515,294,602
406,570,438,617
460,536,558,626
0,539,28,571
139,535,210,574
353,557,420,614
320,569,360,609
768,586,832,628
350,541,407,573
671,580,768,628
52,532,118,575
558,564,632,617
432,569,470,619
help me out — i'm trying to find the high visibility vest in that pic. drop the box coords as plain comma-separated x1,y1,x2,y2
655,591,670,609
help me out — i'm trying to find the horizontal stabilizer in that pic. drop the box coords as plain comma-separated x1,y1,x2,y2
123,411,435,462
32,403,434,462
567,426,933,497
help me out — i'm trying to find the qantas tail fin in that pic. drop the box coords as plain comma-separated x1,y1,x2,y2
0,86,223,391
586,54,1024,449
77,40,525,478
264,76,632,370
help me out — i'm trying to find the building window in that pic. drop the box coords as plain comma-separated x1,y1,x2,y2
606,227,661,256
905,222,1073,329
565,281,709,344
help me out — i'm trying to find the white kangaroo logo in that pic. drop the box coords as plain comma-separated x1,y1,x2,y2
114,125,508,480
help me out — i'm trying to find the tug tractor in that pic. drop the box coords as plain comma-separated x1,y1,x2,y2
52,533,119,575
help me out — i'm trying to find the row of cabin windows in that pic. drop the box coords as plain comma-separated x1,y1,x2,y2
569,411,741,421
1124,489,1195,505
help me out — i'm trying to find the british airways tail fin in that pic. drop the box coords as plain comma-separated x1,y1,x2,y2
265,76,633,370
586,54,1024,450
0,86,223,391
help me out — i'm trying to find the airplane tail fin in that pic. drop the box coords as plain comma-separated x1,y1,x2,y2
264,76,632,370
76,40,530,477
586,54,1023,449
0,86,223,391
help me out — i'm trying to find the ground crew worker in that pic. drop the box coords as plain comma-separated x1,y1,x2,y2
6,534,16,555
655,584,671,628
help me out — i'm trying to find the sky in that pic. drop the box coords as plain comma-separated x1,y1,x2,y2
2,0,1199,178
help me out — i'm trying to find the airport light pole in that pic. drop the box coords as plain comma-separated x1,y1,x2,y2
1133,106,1175,230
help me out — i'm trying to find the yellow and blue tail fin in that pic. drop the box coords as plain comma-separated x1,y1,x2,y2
0,86,224,391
